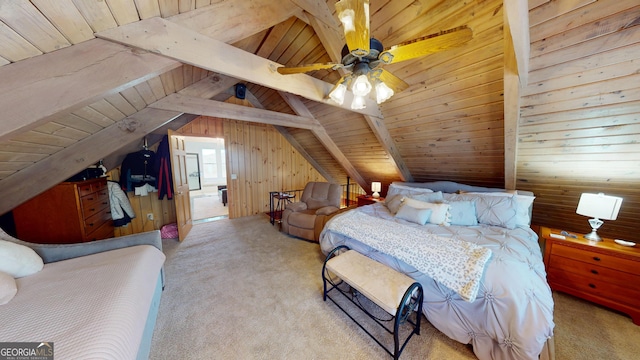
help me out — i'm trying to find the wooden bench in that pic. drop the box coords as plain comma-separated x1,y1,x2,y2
322,246,424,359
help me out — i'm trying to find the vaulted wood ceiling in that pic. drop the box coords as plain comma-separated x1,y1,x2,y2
0,0,529,215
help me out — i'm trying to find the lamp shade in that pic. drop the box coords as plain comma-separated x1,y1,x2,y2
371,182,381,192
576,193,623,220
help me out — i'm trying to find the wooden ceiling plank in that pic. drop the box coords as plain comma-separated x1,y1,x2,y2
30,0,94,45
0,21,42,62
104,93,139,116
150,93,321,130
71,0,119,32
0,38,180,142
0,1,71,53
133,0,162,19
0,107,182,215
105,0,141,26
256,17,298,58
96,17,383,117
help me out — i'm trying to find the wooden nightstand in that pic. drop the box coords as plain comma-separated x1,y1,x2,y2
541,227,640,325
357,195,385,207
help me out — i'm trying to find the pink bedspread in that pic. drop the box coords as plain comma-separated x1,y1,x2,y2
0,245,165,360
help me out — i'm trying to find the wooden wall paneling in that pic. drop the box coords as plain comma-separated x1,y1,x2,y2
520,1,640,242
71,0,119,32
133,0,162,20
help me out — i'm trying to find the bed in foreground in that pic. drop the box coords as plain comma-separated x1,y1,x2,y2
319,181,555,360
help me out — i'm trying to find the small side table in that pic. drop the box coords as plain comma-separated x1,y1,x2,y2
357,195,385,207
270,192,296,225
541,226,640,325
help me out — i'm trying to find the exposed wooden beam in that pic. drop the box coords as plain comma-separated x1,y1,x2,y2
0,108,182,215
96,17,384,118
278,92,368,189
169,0,301,43
178,73,240,99
0,38,179,142
150,93,322,130
363,115,413,182
290,0,340,29
243,91,337,183
503,10,521,190
504,0,530,86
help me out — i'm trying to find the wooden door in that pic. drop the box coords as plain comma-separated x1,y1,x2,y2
168,130,193,241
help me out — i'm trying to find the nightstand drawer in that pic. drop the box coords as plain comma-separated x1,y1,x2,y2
548,268,640,306
550,243,639,274
548,256,640,292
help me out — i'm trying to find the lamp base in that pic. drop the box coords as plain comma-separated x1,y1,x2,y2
583,230,602,242
372,192,380,199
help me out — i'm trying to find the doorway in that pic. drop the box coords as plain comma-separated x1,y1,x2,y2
184,137,228,221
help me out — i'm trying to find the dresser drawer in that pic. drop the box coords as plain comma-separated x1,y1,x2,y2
548,268,640,307
548,256,640,292
84,218,114,242
84,207,112,232
81,192,110,219
551,243,640,275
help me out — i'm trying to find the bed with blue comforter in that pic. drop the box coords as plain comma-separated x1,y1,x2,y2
319,181,554,360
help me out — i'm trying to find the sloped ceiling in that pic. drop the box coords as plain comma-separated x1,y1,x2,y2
0,0,527,215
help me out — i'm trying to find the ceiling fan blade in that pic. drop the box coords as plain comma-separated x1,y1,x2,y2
277,62,342,75
375,69,409,93
336,0,370,57
379,26,473,65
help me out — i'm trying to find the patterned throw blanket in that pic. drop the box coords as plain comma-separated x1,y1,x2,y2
326,210,492,302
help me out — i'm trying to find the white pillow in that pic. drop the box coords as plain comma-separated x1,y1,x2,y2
463,191,535,227
384,194,404,214
448,201,478,226
403,198,451,226
395,205,432,225
0,271,18,305
0,240,44,278
444,193,518,229
386,183,434,201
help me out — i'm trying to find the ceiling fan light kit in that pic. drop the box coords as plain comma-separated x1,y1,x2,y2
277,0,473,110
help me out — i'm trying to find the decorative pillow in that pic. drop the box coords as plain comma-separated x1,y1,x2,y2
386,183,433,201
0,271,17,305
384,194,404,214
448,201,478,226
461,191,535,226
395,205,432,225
0,240,44,278
444,193,518,229
403,198,451,226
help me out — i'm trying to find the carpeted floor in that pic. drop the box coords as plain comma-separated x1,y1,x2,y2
150,215,640,359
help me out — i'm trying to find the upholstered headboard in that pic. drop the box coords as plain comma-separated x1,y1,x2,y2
391,181,534,196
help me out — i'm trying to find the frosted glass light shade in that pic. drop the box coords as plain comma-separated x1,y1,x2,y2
371,181,381,198
329,83,347,105
351,95,366,110
576,193,623,220
352,74,372,96
375,81,394,104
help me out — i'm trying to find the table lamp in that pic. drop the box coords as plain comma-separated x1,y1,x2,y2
371,182,382,199
576,192,623,241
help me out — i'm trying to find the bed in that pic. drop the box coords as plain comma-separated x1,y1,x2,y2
319,181,555,360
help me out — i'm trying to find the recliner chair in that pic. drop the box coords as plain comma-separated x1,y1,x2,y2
281,182,342,242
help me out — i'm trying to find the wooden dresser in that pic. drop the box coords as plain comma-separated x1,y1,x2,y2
356,195,385,207
13,178,114,244
541,227,640,325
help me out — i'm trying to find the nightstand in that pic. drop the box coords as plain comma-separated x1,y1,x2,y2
357,195,385,207
541,226,640,325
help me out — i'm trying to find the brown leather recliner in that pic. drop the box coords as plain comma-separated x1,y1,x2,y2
281,182,342,242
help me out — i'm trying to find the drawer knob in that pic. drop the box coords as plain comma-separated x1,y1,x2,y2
87,197,94,201
591,269,599,275
592,256,601,261
588,283,596,289
88,223,94,227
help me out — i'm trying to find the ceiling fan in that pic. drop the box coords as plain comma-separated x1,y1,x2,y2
276,0,473,110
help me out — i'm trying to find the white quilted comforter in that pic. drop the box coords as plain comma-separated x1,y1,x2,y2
0,245,165,360
320,204,554,360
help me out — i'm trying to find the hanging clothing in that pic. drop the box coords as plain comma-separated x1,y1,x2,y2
119,149,157,191
155,135,174,200
107,181,136,227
